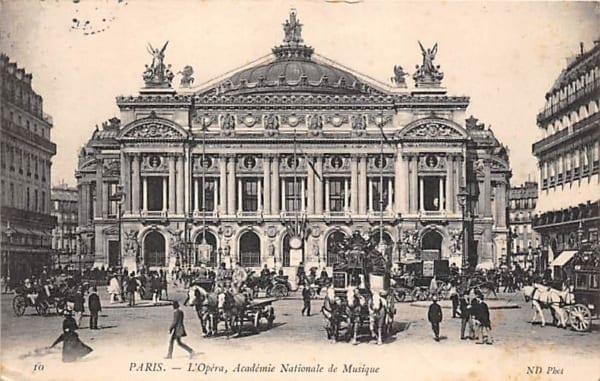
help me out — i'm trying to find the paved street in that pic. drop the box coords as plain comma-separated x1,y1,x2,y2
1,286,599,381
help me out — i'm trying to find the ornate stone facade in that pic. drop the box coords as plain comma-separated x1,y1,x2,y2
532,41,600,267
76,11,511,276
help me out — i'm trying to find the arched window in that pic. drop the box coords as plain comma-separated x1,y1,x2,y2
239,231,261,267
144,231,166,267
421,230,443,261
195,231,217,267
326,231,348,266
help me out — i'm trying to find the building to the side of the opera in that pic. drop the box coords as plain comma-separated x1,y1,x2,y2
51,183,80,270
76,11,511,276
508,181,541,270
1,53,57,286
532,40,599,265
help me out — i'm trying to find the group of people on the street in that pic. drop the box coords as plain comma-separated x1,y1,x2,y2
428,287,493,344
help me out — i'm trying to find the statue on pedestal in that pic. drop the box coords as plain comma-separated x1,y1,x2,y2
413,41,444,87
142,41,173,87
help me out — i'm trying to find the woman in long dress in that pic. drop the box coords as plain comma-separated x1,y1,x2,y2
107,275,122,303
50,311,93,362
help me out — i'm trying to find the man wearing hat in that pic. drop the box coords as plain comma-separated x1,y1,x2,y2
427,295,443,341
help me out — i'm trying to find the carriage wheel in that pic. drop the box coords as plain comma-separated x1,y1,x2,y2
394,290,406,303
272,284,287,299
36,301,50,316
13,295,27,316
569,304,592,332
417,290,428,301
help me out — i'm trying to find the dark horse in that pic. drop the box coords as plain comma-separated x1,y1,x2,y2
218,290,250,337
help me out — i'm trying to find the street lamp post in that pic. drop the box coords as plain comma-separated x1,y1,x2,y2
457,186,469,270
110,184,125,269
5,221,14,288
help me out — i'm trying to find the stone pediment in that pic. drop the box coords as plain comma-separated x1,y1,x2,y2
397,118,467,140
118,112,189,141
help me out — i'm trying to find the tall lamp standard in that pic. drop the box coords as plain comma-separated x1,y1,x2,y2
110,184,125,268
457,187,469,270
5,221,15,288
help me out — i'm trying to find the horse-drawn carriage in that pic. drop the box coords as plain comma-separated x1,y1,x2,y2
187,283,276,338
12,278,79,317
564,244,599,331
390,260,453,302
323,232,396,345
523,244,599,332
246,272,292,299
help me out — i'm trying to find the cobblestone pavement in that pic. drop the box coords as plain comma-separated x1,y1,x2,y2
1,287,599,381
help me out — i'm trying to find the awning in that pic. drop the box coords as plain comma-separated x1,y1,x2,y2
550,250,577,267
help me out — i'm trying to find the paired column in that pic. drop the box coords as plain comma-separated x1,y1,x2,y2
142,177,148,211
446,155,454,213
484,162,492,216
438,177,444,211
263,156,271,214
419,178,424,212
176,155,185,215
219,156,227,214
358,155,367,215
131,155,140,213
101,182,108,217
227,156,236,215
343,178,349,211
301,178,306,212
162,177,168,211
351,155,358,214
123,154,131,213
409,156,418,212
387,178,393,211
271,156,280,214
368,179,373,212
306,156,314,214
95,160,103,219
324,178,330,212
193,179,199,212
237,179,242,212
314,157,323,214
168,156,176,213
496,182,506,227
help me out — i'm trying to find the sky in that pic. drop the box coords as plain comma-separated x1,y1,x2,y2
0,0,598,187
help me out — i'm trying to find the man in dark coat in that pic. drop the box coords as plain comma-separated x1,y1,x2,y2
88,287,101,329
72,287,85,328
301,285,311,316
473,295,493,344
126,272,137,307
50,311,93,362
427,295,443,341
459,292,474,340
165,301,195,359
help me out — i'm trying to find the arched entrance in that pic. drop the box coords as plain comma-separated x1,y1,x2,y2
239,231,261,267
144,231,166,267
326,231,348,266
421,230,443,261
195,231,217,267
370,230,394,260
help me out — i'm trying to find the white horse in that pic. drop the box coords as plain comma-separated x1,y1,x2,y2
523,284,574,328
